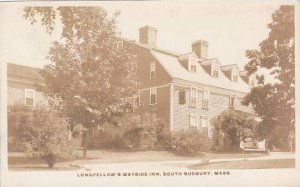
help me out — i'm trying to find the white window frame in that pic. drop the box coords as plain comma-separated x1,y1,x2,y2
149,87,157,105
232,68,239,82
229,94,235,108
189,114,198,130
211,63,220,78
134,90,141,107
150,62,156,79
190,65,197,73
198,115,209,128
24,89,35,106
117,40,123,50
190,87,197,107
202,89,210,109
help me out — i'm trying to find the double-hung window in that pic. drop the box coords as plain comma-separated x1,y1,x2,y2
202,89,210,109
150,88,157,105
212,63,220,78
150,62,156,79
198,116,209,136
190,87,197,107
232,68,239,82
25,89,34,106
229,94,235,108
178,90,186,105
189,114,198,131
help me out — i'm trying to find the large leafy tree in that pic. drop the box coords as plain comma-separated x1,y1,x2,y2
242,5,295,149
23,7,137,158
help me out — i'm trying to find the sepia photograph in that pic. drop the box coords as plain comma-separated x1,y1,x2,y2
0,1,299,187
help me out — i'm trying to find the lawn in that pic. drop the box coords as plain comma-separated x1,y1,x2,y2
189,159,295,170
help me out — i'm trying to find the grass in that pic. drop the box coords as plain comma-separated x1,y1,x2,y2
189,159,295,170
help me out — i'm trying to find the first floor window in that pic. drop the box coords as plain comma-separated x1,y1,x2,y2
190,87,197,107
199,116,209,136
117,40,123,50
134,91,141,107
229,95,235,108
150,88,157,105
25,89,34,106
189,114,198,131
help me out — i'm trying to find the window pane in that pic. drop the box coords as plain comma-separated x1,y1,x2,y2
26,98,33,106
201,117,208,127
190,115,197,127
26,90,34,99
178,90,186,104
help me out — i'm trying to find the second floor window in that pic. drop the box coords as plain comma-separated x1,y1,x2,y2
202,89,210,109
150,62,156,79
178,90,186,105
150,87,157,105
190,87,197,107
25,89,34,106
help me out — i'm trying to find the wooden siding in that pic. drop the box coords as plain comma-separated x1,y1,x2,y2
172,84,253,137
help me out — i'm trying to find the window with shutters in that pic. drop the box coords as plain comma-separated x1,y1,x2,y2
25,89,34,106
178,90,186,105
150,62,156,79
202,89,210,109
150,88,157,105
229,94,235,108
189,114,198,131
190,87,197,107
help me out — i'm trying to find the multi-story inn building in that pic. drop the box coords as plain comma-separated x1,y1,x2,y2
7,26,255,138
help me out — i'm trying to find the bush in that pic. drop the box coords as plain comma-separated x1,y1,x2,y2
211,109,258,152
8,105,74,168
122,113,170,151
170,130,209,156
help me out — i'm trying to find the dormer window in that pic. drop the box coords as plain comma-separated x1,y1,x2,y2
232,68,239,82
191,65,197,73
150,62,156,79
212,63,220,78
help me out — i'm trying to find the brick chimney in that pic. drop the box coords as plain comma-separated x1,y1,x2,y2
192,40,208,59
139,26,157,47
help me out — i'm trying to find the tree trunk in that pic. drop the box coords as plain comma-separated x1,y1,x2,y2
82,130,88,159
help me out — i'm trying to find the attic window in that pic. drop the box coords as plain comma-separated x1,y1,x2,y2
191,65,197,73
212,63,220,78
150,62,156,79
232,68,239,82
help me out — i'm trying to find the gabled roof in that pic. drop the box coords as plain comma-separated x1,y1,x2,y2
200,58,221,66
150,50,250,93
221,64,241,71
7,63,43,81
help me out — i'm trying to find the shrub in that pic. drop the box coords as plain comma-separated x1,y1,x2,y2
170,130,209,156
122,113,170,151
211,109,258,152
8,105,74,168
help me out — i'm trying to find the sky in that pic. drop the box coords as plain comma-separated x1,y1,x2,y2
0,1,283,70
